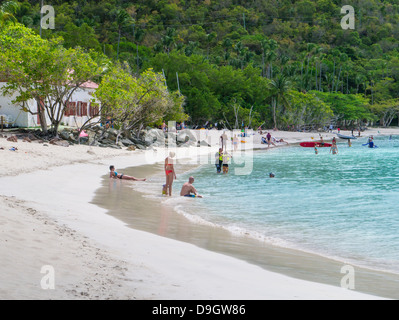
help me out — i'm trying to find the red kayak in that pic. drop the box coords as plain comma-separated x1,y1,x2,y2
300,142,332,148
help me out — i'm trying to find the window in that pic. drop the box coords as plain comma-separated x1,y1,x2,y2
89,102,99,117
65,102,76,117
81,102,88,116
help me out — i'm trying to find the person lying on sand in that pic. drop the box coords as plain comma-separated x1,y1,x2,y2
273,137,288,144
109,165,146,181
180,176,202,198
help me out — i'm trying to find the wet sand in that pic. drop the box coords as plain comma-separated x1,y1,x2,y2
92,164,399,300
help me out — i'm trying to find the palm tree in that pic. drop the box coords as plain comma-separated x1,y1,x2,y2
114,9,133,60
0,1,18,28
222,38,232,64
185,41,198,57
260,39,278,78
270,75,291,130
260,39,268,77
222,38,232,52
133,26,145,74
205,32,216,60
161,28,177,56
355,74,365,94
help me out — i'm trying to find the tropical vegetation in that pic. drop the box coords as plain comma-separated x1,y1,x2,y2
2,0,399,131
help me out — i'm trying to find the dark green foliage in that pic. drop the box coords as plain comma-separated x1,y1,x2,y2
12,0,399,127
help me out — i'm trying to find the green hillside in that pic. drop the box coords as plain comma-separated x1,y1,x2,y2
6,0,399,128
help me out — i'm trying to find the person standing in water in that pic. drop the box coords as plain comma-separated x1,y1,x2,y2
222,150,232,174
164,152,177,196
109,166,146,181
215,148,223,173
330,141,339,155
319,135,325,146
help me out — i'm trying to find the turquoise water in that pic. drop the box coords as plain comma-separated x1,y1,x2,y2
175,136,399,274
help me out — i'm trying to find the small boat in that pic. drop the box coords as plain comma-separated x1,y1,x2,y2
337,133,357,140
300,142,332,148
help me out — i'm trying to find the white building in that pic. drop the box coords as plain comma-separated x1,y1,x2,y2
0,81,100,128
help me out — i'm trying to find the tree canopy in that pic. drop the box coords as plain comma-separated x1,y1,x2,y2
3,0,399,128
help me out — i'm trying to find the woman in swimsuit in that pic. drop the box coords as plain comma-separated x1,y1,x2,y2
109,166,146,181
164,152,177,196
330,142,339,155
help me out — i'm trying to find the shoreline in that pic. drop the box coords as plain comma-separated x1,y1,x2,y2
98,149,399,300
1,127,398,299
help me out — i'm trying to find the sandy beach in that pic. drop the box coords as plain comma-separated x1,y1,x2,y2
0,127,397,300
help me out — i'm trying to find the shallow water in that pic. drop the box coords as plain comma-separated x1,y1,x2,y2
177,136,399,274
92,135,399,299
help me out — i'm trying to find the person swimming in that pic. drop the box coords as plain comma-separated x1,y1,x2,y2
109,165,146,181
369,141,376,148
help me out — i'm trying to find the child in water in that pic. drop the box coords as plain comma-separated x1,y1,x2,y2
222,151,232,174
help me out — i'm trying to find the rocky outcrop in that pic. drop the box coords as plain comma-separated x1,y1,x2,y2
8,126,208,151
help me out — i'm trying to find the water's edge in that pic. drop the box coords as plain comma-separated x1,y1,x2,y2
91,155,399,300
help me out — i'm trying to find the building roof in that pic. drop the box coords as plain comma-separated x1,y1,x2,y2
79,80,99,89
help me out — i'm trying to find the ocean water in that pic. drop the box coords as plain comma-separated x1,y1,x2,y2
169,135,399,274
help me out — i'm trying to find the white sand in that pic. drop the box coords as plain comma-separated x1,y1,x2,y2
0,127,397,300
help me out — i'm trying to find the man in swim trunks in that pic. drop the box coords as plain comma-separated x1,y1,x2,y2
109,166,146,181
319,136,325,146
180,176,202,198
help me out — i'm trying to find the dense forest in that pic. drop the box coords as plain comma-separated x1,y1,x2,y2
3,0,399,129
